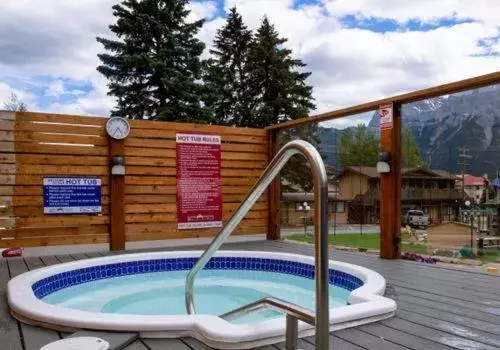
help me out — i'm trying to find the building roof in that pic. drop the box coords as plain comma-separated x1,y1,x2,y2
338,166,454,180
460,175,488,186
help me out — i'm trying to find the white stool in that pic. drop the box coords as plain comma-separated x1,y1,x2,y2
40,336,110,350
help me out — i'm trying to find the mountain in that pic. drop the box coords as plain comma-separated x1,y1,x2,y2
318,84,500,177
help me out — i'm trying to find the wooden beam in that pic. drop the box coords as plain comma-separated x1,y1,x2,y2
109,138,125,251
266,71,500,130
267,129,281,240
379,103,402,259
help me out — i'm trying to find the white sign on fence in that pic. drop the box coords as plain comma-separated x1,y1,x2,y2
379,103,393,130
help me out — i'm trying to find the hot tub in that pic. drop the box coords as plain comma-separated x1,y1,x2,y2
8,251,396,349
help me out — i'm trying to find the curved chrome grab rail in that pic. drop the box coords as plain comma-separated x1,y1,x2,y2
185,140,329,349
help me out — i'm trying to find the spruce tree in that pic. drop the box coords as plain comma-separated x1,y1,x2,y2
96,0,208,122
246,17,315,127
246,17,318,191
203,7,252,125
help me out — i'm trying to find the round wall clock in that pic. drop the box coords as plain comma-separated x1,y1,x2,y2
106,117,130,140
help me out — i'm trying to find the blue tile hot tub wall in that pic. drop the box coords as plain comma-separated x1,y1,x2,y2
32,257,363,299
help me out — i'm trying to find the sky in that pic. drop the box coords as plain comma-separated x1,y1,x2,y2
0,0,499,128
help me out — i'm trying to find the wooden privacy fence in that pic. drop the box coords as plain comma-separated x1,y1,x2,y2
0,111,269,248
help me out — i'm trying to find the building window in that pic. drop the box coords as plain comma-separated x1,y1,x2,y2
331,201,345,213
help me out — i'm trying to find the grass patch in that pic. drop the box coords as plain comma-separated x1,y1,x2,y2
476,250,500,262
286,233,428,254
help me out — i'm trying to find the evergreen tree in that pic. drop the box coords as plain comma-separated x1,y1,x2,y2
339,124,380,167
402,128,424,168
96,0,208,122
203,7,252,125
244,17,317,191
245,17,315,127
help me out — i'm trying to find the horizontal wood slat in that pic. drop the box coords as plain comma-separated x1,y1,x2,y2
0,154,108,166
0,225,109,239
0,235,108,248
129,119,266,136
0,196,110,207
2,131,108,146
14,112,107,125
0,111,269,247
126,220,266,235
125,226,266,242
0,205,110,217
0,175,110,185
129,128,266,144
124,147,267,160
124,202,267,214
5,216,109,228
125,156,266,169
124,185,255,195
0,120,105,135
0,164,108,176
125,210,267,223
0,141,108,156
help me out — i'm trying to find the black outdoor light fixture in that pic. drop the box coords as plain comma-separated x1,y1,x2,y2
111,155,125,176
377,151,391,174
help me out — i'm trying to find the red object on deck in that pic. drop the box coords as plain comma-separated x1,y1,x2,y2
2,248,22,257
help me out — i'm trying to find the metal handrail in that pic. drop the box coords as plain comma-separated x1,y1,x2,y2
185,140,329,349
220,297,316,350
219,297,315,324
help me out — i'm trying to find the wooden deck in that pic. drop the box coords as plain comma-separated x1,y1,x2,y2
1,240,499,350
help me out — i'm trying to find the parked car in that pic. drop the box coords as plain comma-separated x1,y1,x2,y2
403,210,430,229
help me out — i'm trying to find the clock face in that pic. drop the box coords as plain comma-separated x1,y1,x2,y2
106,117,130,140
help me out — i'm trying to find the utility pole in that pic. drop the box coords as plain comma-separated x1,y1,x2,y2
458,147,472,204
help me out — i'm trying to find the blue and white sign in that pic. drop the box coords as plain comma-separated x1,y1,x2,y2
43,177,102,214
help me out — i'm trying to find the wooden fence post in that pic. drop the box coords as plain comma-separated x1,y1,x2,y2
109,138,125,251
379,102,402,259
267,129,281,240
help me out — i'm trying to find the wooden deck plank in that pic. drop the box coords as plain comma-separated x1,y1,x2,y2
395,294,500,325
7,257,61,350
54,254,75,263
358,323,455,350
0,259,23,350
1,240,499,350
391,284,499,316
67,330,138,350
40,255,60,266
21,324,62,350
397,299,500,334
395,309,500,347
85,251,107,258
274,339,315,349
23,256,45,270
122,340,150,350
332,328,409,350
141,338,191,349
181,338,213,349
6,257,28,278
381,317,498,350
69,253,90,260
302,334,367,350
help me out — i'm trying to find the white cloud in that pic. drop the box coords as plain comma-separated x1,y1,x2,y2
217,0,500,122
323,0,500,27
188,1,219,21
45,80,65,97
1,0,499,125
0,82,36,109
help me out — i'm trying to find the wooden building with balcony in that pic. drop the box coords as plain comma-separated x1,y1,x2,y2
337,166,464,225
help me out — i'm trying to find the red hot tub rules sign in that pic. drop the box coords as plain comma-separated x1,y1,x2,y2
176,133,222,230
